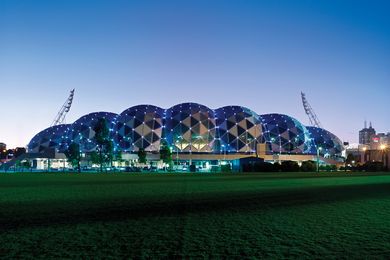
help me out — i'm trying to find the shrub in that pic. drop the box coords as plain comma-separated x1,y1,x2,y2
189,164,196,172
221,164,231,173
301,161,316,172
363,161,384,172
281,161,299,172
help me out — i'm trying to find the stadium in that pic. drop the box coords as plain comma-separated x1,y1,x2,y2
27,102,344,170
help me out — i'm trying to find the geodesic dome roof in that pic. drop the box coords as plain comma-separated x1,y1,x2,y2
67,112,118,152
28,102,345,158
306,126,344,158
165,103,216,152
28,124,71,153
261,113,314,154
214,106,263,153
114,105,165,152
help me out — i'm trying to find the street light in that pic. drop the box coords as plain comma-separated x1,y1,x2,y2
277,135,282,162
175,136,183,170
316,147,322,173
362,146,367,164
254,125,259,158
380,144,388,170
169,146,173,171
271,137,276,163
221,144,226,161
175,145,179,170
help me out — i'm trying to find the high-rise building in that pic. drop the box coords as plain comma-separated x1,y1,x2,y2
359,121,376,145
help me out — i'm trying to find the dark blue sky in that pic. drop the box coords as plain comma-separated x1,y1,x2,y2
1,0,389,147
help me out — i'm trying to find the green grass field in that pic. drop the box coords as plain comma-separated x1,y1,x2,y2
1,172,390,258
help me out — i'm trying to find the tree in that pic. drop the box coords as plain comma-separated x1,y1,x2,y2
346,153,355,164
0,149,7,160
113,150,123,164
138,148,147,164
14,147,27,158
93,118,113,172
112,151,123,171
159,142,172,169
106,140,114,166
345,153,356,171
90,151,100,166
65,142,81,173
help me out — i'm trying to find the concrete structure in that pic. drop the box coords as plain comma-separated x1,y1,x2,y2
0,148,68,171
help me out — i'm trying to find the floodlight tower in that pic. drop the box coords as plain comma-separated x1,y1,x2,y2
301,92,323,128
51,89,75,126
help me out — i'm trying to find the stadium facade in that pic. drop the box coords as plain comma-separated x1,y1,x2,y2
28,103,344,169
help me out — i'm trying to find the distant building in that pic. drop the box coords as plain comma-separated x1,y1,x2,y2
359,121,376,145
346,123,390,170
0,143,6,161
0,142,6,151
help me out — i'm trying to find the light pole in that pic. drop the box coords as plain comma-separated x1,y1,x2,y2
190,135,202,167
380,144,387,170
189,147,192,167
169,146,173,171
271,137,276,163
175,136,182,170
252,126,257,157
176,146,179,170
316,147,322,173
221,144,226,161
361,146,366,163
276,136,282,163
279,136,282,155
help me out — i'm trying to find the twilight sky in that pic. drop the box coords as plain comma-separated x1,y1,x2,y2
1,0,389,148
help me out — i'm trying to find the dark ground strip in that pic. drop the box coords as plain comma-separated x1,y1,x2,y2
1,182,389,232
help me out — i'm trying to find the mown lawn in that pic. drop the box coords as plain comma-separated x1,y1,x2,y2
1,172,390,258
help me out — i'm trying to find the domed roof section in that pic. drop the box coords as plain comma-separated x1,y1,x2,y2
214,106,263,153
167,102,213,115
306,126,344,158
260,113,314,154
68,112,118,152
119,105,164,117
28,124,71,153
114,105,165,152
165,103,216,152
72,112,118,125
214,106,260,124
